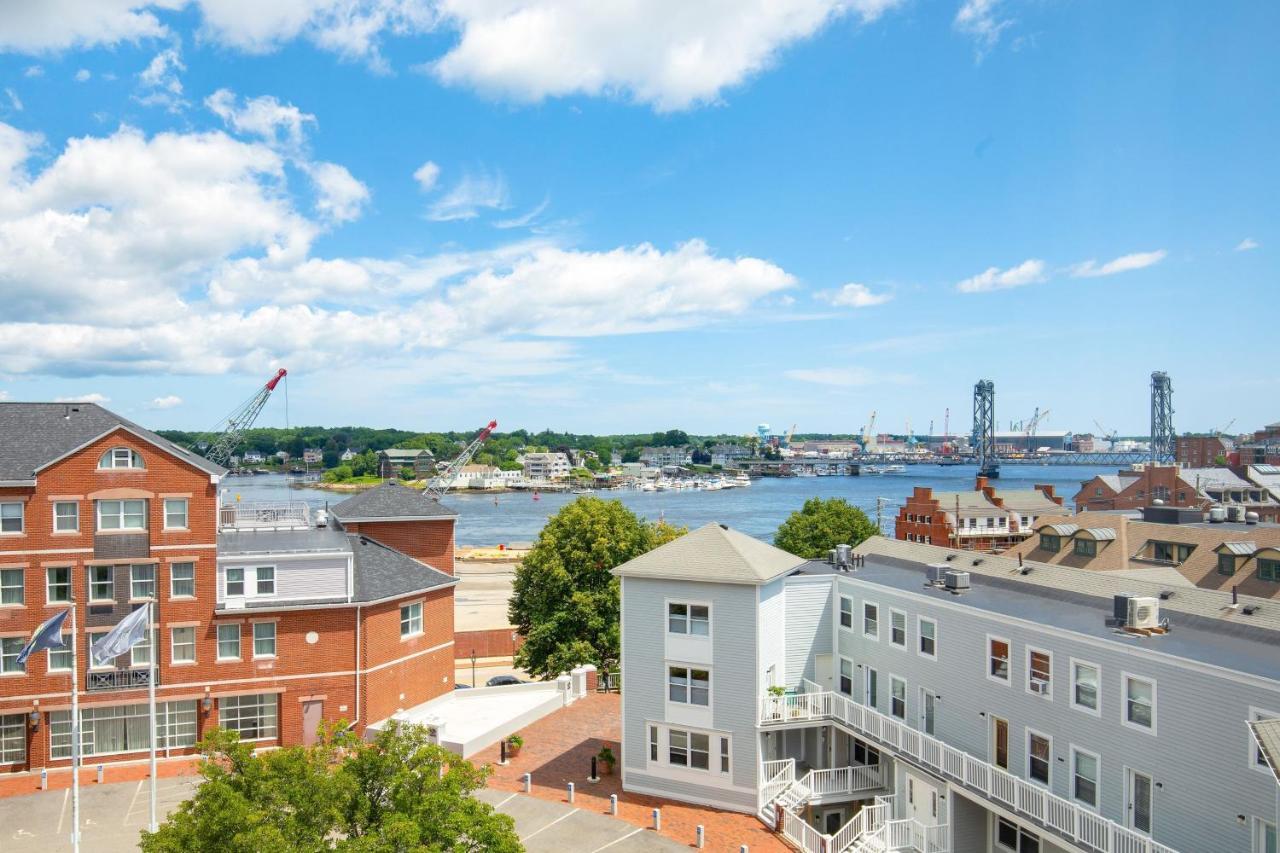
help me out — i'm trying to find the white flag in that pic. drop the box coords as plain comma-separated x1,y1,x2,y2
91,605,149,666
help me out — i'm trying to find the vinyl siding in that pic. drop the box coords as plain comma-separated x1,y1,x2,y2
758,577,786,687
216,555,349,603
784,575,832,688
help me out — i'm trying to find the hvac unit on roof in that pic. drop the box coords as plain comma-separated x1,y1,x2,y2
944,570,970,592
926,564,949,585
1127,596,1161,630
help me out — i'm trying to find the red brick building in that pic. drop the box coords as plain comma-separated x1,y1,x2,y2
894,476,1067,552
0,403,457,775
1176,435,1232,468
1074,464,1280,520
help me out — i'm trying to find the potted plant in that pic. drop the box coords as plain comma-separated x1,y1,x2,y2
767,685,787,698
597,745,616,775
507,734,524,757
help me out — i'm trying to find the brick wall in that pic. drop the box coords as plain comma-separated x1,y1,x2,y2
342,518,455,574
455,628,524,660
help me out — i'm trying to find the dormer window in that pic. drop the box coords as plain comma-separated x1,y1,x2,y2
1073,538,1097,557
100,447,145,469
1039,533,1060,553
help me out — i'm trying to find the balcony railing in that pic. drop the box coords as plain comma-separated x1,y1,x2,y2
220,501,312,531
760,690,1177,853
87,668,158,692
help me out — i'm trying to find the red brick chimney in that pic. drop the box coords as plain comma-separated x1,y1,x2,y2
975,475,988,492
1035,484,1063,506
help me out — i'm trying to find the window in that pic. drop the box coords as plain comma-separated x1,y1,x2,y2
400,602,423,637
839,657,853,695
648,725,658,761
99,447,144,469
864,667,878,708
890,609,906,647
0,713,25,764
1027,730,1051,785
255,567,275,595
130,627,154,667
163,498,188,530
218,694,278,740
1125,675,1156,732
1,637,26,673
1071,660,1100,713
0,568,23,605
49,634,72,671
88,565,114,601
0,502,23,534
890,676,906,719
1074,538,1097,557
1260,559,1280,583
253,622,276,658
54,501,79,532
996,818,1041,853
1039,533,1060,552
171,627,195,663
46,567,71,603
1152,542,1193,563
1027,648,1051,698
918,618,936,658
50,701,197,759
1072,747,1099,808
170,562,195,598
1254,819,1277,853
668,729,710,770
226,567,244,597
720,737,730,773
667,602,709,636
668,666,709,706
216,624,240,660
989,636,1010,682
1219,553,1237,576
863,602,879,639
1253,710,1279,771
130,564,155,600
839,595,853,629
97,499,146,531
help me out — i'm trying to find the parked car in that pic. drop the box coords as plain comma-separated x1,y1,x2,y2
486,675,524,687
454,683,472,690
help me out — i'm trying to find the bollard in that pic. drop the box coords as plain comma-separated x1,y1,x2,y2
696,825,704,849
96,764,104,784
522,772,531,793
500,739,508,766
567,782,575,804
609,794,618,816
740,846,749,853
40,769,48,790
652,808,661,831
589,755,599,783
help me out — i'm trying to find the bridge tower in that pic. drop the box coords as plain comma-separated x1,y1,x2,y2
1150,371,1175,463
973,379,998,479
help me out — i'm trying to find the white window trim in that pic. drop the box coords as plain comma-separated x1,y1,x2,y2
215,623,241,661
1069,744,1101,811
838,655,855,697
162,498,189,531
0,568,24,607
46,634,73,672
0,501,24,536
664,598,712,640
666,662,712,710
987,634,1011,686
862,600,880,641
1026,727,1052,789
87,566,114,604
1121,672,1157,736
98,447,145,470
644,721,733,779
170,626,196,666
45,567,72,605
888,608,908,649
1250,707,1280,774
399,601,424,639
863,666,878,709
52,501,79,534
1026,646,1052,700
1252,817,1277,853
224,565,276,599
1069,657,1102,717
889,674,907,720
252,622,277,659
96,499,147,532
838,595,854,631
169,563,196,600
129,564,156,602
85,630,114,671
917,616,937,660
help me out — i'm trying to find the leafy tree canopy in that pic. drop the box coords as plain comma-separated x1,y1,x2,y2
510,497,685,678
774,497,879,558
141,723,520,853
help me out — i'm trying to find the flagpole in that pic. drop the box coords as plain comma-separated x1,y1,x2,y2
70,598,80,853
148,598,157,833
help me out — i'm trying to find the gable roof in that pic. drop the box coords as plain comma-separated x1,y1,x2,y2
0,402,225,484
331,481,456,521
349,533,456,601
611,522,806,585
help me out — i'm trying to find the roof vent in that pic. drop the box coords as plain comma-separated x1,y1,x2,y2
719,523,729,530
944,570,970,593
1209,506,1227,523
1247,512,1260,525
971,558,983,566
944,554,956,562
1158,590,1174,600
827,548,838,565
1243,605,1261,616
835,544,853,571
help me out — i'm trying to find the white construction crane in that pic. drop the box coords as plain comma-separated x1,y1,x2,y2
1093,419,1119,444
424,420,498,501
203,369,287,468
861,411,878,454
1024,407,1050,444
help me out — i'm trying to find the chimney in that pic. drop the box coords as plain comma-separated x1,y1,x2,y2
1035,484,1063,506
975,475,988,492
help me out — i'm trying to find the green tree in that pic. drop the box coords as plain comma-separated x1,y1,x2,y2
323,465,354,483
141,722,519,853
774,497,879,558
510,498,686,678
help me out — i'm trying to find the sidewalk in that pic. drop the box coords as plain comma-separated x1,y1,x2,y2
475,788,686,852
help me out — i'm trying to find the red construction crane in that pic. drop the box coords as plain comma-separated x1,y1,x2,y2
424,420,498,501
203,369,287,468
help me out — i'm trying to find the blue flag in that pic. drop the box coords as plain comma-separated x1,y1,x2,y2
91,604,150,666
16,609,69,666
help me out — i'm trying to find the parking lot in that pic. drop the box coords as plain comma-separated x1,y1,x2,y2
0,776,196,852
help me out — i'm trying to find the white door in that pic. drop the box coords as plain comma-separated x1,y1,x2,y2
904,769,943,826
1126,768,1154,834
815,653,834,691
918,688,936,736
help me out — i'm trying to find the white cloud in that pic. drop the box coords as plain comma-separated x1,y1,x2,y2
4,89,22,112
494,196,549,229
304,161,370,223
428,169,509,221
954,0,1012,57
0,390,9,401
956,258,1046,293
149,394,183,408
1069,249,1166,278
75,69,91,82
413,160,440,192
206,88,316,149
817,282,892,308
783,367,912,387
53,392,110,404
24,66,44,78
430,0,905,112
136,45,186,112
1236,238,1259,252
0,0,170,53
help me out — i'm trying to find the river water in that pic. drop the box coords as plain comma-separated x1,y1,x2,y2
222,464,1104,547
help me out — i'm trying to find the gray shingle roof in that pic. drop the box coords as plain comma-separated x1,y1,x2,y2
0,401,225,483
349,533,455,601
612,522,806,584
330,481,456,521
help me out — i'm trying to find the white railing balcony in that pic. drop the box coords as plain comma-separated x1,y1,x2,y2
220,501,312,530
761,689,1178,853
807,764,886,800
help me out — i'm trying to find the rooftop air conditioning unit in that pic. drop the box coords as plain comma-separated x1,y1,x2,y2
836,544,853,569
926,564,948,585
944,570,970,592
1127,596,1160,629
1029,678,1049,695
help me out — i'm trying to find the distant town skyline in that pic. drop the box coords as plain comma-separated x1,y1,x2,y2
0,2,1275,435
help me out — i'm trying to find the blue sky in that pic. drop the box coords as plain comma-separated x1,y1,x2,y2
0,1,1275,438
